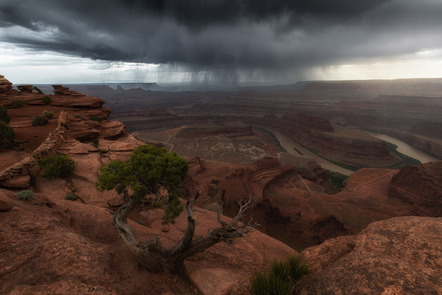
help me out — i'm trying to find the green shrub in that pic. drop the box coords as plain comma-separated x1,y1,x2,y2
37,154,75,178
65,192,78,201
0,122,14,146
42,110,54,119
9,99,26,108
0,105,10,124
136,219,145,225
41,95,52,105
89,115,104,122
248,255,309,295
91,138,99,148
74,114,83,119
324,170,348,194
32,115,48,126
17,190,34,200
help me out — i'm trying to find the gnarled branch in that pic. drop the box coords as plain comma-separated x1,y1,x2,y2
113,190,257,275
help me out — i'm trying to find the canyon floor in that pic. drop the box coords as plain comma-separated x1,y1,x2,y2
1,77,441,294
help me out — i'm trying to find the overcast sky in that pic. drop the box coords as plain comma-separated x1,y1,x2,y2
1,0,442,84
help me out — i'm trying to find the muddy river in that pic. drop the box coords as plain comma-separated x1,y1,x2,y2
271,130,439,177
369,133,439,163
271,130,354,176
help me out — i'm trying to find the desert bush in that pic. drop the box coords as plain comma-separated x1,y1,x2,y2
0,122,15,146
248,255,309,295
41,95,52,105
91,138,99,148
17,190,34,200
37,154,75,178
65,192,78,201
0,105,10,124
42,110,54,119
32,115,48,126
89,115,104,122
9,99,26,108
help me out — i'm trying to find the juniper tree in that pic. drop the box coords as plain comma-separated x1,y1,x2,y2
97,145,256,275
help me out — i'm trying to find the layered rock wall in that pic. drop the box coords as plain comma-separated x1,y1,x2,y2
0,112,68,188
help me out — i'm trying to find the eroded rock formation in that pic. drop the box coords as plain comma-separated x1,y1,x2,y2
0,76,13,93
300,216,442,294
389,162,442,216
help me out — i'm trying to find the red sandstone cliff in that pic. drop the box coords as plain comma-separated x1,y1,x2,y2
0,77,294,295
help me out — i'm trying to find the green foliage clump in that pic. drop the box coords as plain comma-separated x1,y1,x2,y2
41,95,52,105
248,255,310,295
91,138,99,148
97,145,189,224
89,115,104,122
324,170,348,194
74,114,83,119
42,110,54,119
8,99,26,108
0,122,15,146
136,219,146,225
37,154,75,178
0,105,10,124
32,115,48,126
65,192,78,201
17,190,34,200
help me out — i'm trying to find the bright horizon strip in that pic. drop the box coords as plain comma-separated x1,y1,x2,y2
1,45,442,84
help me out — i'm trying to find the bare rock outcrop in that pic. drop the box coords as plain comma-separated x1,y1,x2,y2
51,85,104,108
0,112,68,188
16,85,34,93
226,156,296,203
0,75,13,93
301,216,442,294
389,161,442,216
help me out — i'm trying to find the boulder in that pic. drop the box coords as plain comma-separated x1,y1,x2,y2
0,175,31,189
100,120,125,139
301,216,442,294
0,199,12,212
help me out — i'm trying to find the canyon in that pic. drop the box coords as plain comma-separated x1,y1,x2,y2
1,75,441,294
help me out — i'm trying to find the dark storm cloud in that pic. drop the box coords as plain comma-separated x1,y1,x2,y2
1,0,442,81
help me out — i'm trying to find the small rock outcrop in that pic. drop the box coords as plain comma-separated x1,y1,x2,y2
300,216,441,294
16,85,34,93
0,76,13,93
51,85,104,108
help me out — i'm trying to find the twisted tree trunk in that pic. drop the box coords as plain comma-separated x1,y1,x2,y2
113,191,256,276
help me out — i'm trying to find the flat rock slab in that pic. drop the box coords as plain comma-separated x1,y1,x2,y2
0,175,31,189
190,268,243,295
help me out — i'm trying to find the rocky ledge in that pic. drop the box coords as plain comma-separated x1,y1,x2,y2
389,161,442,216
301,216,441,294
